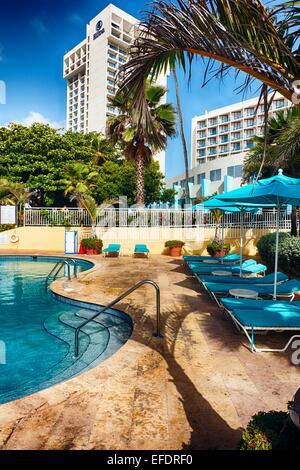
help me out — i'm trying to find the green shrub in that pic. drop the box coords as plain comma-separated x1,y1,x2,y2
206,241,230,257
0,224,15,232
165,240,185,249
257,232,300,276
240,410,300,450
81,237,103,253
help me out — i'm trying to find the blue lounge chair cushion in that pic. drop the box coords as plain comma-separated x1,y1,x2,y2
203,279,300,295
197,272,288,285
134,244,149,253
189,259,257,273
231,263,267,274
231,308,300,329
103,244,121,253
183,254,241,263
220,298,300,312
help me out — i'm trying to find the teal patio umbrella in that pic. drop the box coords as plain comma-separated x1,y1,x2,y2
217,170,300,298
194,197,259,272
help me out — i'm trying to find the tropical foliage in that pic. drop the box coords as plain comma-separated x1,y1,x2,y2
0,123,173,207
107,80,176,205
120,0,300,143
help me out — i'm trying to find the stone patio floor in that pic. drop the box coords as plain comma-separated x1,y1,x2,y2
0,253,299,450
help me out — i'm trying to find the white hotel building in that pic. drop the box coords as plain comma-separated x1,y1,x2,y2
166,93,290,203
63,3,167,174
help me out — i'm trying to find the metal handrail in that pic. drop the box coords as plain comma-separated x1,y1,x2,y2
74,280,162,357
67,258,77,278
45,259,72,289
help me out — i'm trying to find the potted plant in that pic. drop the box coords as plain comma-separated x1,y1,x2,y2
165,240,185,257
206,240,230,257
81,237,103,255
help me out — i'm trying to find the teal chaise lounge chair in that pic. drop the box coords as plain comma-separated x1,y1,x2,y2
183,254,241,264
103,244,121,257
219,298,300,352
196,272,288,285
134,244,150,257
188,259,266,276
201,279,300,305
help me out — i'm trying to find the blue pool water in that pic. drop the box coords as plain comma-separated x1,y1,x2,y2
0,256,132,404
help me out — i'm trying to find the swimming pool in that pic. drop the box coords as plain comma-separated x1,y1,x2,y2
0,256,132,404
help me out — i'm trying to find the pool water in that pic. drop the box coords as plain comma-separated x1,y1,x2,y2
0,257,132,404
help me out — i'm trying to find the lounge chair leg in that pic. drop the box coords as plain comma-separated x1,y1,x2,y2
251,327,255,353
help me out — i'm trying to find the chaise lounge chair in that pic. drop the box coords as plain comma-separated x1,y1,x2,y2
219,298,300,352
201,279,300,305
196,272,288,285
183,254,241,264
134,244,150,258
103,243,121,257
189,259,266,276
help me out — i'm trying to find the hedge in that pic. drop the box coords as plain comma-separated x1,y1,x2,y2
257,232,300,276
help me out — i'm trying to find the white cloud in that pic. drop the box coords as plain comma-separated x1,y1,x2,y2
21,111,64,129
68,12,84,25
30,17,48,35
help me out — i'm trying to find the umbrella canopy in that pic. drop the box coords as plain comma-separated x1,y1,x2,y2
217,170,300,299
216,170,300,206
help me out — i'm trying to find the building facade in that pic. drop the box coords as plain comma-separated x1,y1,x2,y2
63,3,167,173
166,93,290,204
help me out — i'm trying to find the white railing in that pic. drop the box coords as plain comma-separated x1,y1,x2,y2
23,207,296,229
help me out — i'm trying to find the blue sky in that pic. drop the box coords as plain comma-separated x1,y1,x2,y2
0,0,260,178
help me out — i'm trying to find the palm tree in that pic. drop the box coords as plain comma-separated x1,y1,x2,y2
69,192,98,234
173,67,190,205
107,81,176,206
90,133,112,166
119,0,299,145
63,163,98,199
244,107,300,235
0,178,35,225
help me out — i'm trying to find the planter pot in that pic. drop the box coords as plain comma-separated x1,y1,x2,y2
86,248,94,255
170,246,182,257
215,251,222,257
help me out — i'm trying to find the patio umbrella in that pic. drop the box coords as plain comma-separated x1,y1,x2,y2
194,197,259,271
217,170,300,298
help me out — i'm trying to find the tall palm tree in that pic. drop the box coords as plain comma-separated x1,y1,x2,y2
119,0,299,145
107,81,176,206
90,133,112,166
173,67,190,205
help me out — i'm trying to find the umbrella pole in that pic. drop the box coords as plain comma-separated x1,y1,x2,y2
273,203,280,300
239,210,244,277
221,216,224,264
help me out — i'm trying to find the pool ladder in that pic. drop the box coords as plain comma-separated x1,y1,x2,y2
45,259,77,290
74,280,162,357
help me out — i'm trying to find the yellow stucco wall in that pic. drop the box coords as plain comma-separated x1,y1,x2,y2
0,226,276,256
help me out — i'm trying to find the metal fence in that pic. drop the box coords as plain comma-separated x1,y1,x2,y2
23,207,296,229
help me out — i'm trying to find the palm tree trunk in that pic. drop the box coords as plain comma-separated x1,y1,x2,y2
291,206,297,237
135,152,145,206
173,68,190,206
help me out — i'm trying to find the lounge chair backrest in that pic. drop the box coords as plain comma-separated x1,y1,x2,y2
241,259,257,267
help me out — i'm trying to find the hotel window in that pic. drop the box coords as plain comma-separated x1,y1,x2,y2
180,179,186,187
189,176,195,184
220,145,228,153
220,115,229,123
227,165,243,178
232,132,241,141
232,142,241,151
197,130,206,138
208,137,217,145
109,43,118,51
245,140,254,149
209,128,217,136
108,53,117,60
108,61,116,68
275,99,284,109
246,107,255,116
232,123,242,130
245,119,254,127
119,57,126,64
210,169,221,182
232,111,242,120
197,121,206,129
119,48,127,55
220,125,229,133
220,134,229,143
208,118,217,126
245,129,254,138
208,147,217,156
197,173,206,184
197,140,206,148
